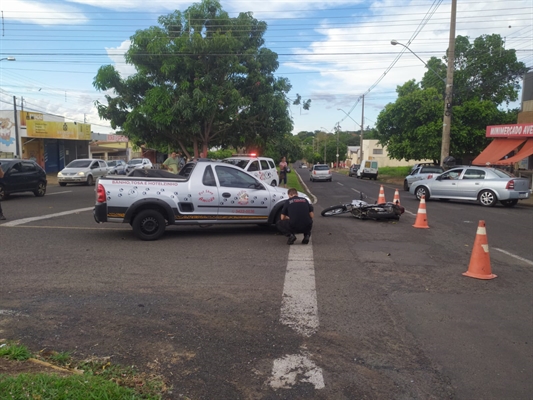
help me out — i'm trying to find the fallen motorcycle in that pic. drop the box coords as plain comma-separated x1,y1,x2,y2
321,194,405,220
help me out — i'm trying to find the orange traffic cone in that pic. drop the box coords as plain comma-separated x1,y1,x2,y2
413,196,429,228
463,220,497,280
393,189,401,205
378,185,386,203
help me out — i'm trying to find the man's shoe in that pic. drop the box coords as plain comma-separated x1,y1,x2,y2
287,234,297,245
302,235,310,245
0,215,5,220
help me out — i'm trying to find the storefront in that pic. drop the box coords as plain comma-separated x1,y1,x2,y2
473,123,533,187
0,110,91,173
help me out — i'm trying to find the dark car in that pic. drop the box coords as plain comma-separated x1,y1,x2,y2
348,164,360,177
0,159,47,200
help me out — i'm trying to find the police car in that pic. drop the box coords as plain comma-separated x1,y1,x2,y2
222,154,279,186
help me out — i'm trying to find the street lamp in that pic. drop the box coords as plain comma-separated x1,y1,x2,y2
0,57,16,62
391,37,456,166
338,108,363,163
320,127,332,164
390,40,445,83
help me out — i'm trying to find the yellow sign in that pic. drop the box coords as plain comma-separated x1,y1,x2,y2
26,120,91,140
20,111,43,127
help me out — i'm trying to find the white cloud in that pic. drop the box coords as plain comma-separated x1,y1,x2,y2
3,0,89,26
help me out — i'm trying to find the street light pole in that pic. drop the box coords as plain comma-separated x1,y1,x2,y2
390,40,445,83
390,1,456,166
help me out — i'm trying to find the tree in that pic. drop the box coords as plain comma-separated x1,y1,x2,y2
377,34,526,162
93,0,304,158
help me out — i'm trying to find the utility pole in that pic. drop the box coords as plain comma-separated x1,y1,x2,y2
360,95,364,163
13,96,20,157
440,0,457,166
335,122,340,170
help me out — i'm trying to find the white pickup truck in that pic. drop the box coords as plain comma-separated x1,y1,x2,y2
94,160,309,240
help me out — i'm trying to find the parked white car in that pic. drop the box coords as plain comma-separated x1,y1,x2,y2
222,155,279,186
57,159,108,186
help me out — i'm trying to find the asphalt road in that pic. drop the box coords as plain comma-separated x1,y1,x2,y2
0,173,532,399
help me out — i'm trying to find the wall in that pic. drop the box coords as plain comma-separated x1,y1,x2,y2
349,139,434,167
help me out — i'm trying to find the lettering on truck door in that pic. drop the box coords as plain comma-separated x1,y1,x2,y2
186,165,219,221
214,165,272,222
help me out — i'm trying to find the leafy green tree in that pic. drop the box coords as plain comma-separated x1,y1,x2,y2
377,34,526,162
93,0,305,159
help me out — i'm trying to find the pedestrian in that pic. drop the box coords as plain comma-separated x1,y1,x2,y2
177,152,185,170
162,152,180,174
279,156,288,188
276,188,314,245
0,164,5,220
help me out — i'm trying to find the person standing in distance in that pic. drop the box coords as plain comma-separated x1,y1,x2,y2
0,164,5,220
279,156,288,188
277,188,314,245
162,152,179,174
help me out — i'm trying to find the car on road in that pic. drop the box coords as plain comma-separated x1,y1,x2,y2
0,159,47,200
348,164,360,177
310,164,332,182
409,166,531,207
107,160,127,175
404,164,444,191
125,158,153,174
222,154,279,186
57,159,108,186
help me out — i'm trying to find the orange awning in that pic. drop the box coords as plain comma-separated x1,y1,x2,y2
493,138,533,165
472,138,526,166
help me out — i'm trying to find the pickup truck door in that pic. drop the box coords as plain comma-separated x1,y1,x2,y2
214,165,272,222
185,165,219,220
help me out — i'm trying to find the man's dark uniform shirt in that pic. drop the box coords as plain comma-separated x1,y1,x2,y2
281,196,314,233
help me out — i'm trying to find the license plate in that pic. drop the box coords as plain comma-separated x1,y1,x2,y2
519,192,527,199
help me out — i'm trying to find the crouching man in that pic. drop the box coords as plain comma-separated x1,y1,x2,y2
277,188,314,245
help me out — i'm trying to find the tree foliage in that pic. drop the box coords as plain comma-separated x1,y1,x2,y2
93,0,305,158
377,34,526,162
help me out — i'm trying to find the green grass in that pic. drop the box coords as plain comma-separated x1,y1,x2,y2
0,341,167,399
0,373,159,400
0,343,31,361
378,166,412,177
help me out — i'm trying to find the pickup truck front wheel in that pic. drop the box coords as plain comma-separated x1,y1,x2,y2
132,209,166,241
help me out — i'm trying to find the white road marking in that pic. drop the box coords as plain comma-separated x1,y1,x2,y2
279,242,319,336
46,191,72,195
270,239,324,390
337,182,344,186
493,248,533,266
2,207,93,227
351,188,360,194
269,350,325,389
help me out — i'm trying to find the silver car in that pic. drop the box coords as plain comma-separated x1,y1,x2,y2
125,158,153,174
404,164,444,191
58,159,108,186
310,164,332,182
410,166,530,207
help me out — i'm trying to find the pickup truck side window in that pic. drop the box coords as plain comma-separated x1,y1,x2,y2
178,163,195,178
202,166,216,186
215,165,258,188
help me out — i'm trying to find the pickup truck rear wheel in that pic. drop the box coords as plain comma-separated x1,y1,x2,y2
132,209,166,241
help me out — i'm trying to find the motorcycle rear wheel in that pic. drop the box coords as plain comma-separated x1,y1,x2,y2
321,205,348,216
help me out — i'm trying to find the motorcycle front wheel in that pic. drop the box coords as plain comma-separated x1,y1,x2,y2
321,205,348,216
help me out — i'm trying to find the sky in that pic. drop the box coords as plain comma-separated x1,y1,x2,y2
0,0,531,138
